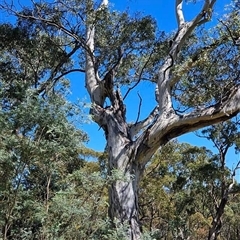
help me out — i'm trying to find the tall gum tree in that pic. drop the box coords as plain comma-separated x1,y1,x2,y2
1,0,240,239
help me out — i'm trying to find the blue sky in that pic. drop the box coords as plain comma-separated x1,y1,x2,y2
69,0,240,173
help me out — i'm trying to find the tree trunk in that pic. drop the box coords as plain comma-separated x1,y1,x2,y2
108,149,142,240
103,103,143,239
208,206,223,238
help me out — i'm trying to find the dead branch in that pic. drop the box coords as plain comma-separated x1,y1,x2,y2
135,92,142,125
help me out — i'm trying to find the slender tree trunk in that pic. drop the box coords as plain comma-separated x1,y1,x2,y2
208,192,228,240
3,221,11,240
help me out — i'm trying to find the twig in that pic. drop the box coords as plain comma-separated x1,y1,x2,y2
135,92,142,124
123,50,154,100
219,19,240,46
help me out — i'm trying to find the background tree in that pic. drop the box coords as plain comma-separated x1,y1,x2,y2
197,119,240,240
139,136,240,240
0,21,89,239
139,142,215,239
0,0,240,239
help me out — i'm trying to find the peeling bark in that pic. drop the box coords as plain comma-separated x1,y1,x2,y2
93,90,143,239
108,143,142,240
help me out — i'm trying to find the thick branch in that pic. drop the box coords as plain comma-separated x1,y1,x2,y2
175,0,185,28
85,1,108,106
157,0,217,115
172,0,217,59
85,24,103,105
136,86,240,166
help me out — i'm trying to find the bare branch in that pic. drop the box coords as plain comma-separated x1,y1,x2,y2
135,92,142,125
157,0,218,116
123,51,154,100
38,68,85,94
10,9,86,48
129,106,159,139
85,2,107,106
175,0,185,28
38,42,83,92
136,86,240,166
232,160,240,181
171,0,217,60
192,0,217,26
219,19,240,46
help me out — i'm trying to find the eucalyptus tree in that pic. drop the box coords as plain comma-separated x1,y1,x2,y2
1,0,240,239
197,120,240,240
0,22,87,239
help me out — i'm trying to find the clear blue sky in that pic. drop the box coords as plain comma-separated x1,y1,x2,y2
70,0,240,174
